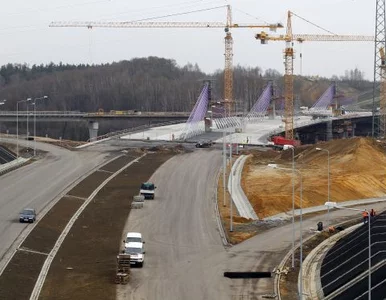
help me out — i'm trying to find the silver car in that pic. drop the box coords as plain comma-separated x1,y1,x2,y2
19,208,36,223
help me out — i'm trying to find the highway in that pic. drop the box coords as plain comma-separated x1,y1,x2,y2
117,149,231,300
0,139,111,273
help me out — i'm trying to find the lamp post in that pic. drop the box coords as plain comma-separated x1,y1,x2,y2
229,131,233,232
223,130,227,207
16,98,31,158
290,147,295,268
269,164,303,299
0,100,6,139
316,148,331,227
325,201,371,300
32,96,48,156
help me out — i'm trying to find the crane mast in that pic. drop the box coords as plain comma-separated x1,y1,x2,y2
224,5,233,117
284,11,294,140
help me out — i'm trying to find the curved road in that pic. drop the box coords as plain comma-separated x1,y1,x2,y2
115,144,386,299
118,149,231,300
0,139,111,273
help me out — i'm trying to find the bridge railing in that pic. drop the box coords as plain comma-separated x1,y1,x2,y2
0,111,191,117
86,120,185,142
0,111,84,116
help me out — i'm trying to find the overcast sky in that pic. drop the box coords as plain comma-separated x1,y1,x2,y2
0,0,375,79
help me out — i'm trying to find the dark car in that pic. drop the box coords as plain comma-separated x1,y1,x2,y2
19,208,36,223
195,140,212,148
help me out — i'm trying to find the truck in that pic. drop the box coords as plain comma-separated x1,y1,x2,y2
271,136,300,147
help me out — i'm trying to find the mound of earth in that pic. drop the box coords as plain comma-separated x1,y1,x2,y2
242,137,386,219
145,144,189,153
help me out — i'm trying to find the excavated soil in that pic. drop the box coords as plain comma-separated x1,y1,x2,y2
67,170,113,199
39,153,172,300
0,251,46,300
242,138,386,219
22,196,84,254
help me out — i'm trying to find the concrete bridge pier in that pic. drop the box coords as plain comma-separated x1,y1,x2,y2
88,121,99,142
326,120,333,141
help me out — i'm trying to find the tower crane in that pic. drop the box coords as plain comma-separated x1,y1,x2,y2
373,0,386,137
50,5,283,117
255,11,374,140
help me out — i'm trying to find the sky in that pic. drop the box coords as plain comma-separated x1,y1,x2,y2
0,0,375,79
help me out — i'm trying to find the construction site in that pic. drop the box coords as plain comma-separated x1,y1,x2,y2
0,1,386,300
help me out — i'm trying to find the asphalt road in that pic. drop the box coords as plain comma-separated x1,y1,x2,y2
113,140,386,299
0,139,112,273
117,149,232,300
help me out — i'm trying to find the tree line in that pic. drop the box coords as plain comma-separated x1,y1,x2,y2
0,57,372,114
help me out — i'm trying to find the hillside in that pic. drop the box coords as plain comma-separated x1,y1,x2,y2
241,138,386,219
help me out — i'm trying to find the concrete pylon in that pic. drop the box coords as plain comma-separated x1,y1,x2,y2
326,120,333,141
88,121,99,142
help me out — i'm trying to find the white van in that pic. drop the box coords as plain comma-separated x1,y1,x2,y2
124,232,143,249
125,242,145,267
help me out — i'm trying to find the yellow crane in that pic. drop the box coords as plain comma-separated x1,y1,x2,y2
50,5,283,117
255,11,374,140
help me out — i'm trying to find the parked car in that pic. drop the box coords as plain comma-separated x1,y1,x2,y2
124,242,145,267
140,182,156,199
195,140,212,148
19,208,36,223
124,232,144,249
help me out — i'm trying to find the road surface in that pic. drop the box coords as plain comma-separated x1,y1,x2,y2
114,142,386,299
117,149,231,300
0,139,111,273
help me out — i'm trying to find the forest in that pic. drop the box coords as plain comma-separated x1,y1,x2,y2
0,57,372,113
0,57,373,140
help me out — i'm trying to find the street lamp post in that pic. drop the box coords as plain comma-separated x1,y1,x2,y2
0,100,6,139
325,202,371,300
269,164,303,299
16,98,31,158
316,148,331,227
32,96,48,156
223,130,226,207
229,131,233,232
290,147,295,268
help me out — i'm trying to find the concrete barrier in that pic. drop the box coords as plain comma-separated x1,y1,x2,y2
0,157,29,175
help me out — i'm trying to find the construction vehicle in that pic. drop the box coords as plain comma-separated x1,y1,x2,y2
271,135,300,148
255,11,374,140
115,253,131,284
49,5,283,116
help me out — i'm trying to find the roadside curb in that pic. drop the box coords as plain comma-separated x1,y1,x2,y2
302,224,361,299
228,155,258,220
214,167,230,247
0,157,30,176
266,198,386,221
